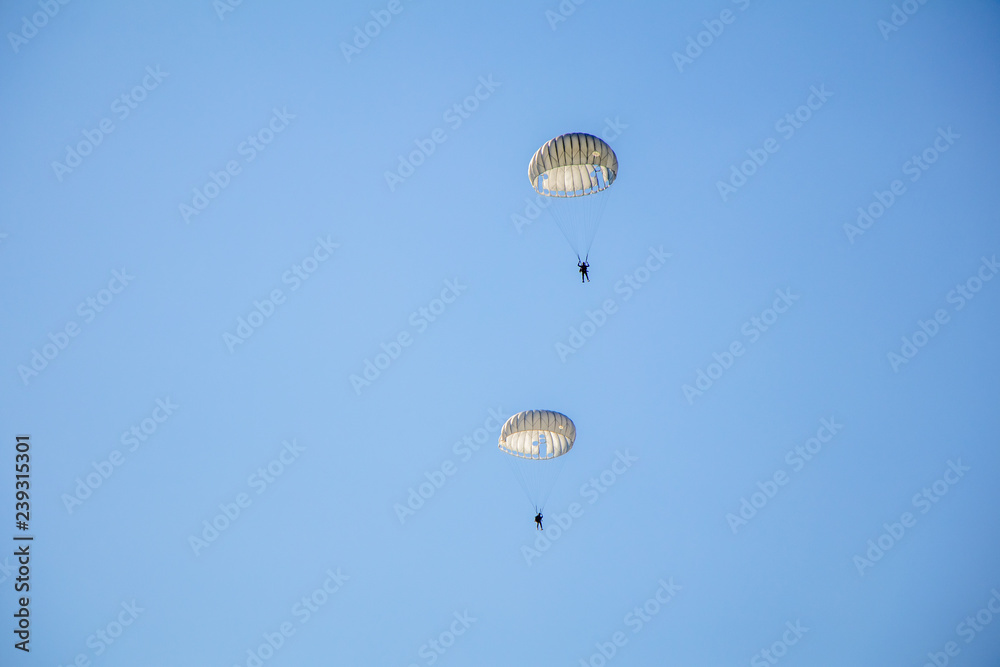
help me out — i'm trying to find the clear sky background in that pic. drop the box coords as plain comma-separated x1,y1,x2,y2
2,1,999,665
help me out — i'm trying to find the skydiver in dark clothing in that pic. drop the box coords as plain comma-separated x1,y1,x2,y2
535,512,543,530
578,260,590,283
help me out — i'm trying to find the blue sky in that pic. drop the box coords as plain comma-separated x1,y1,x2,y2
2,0,999,665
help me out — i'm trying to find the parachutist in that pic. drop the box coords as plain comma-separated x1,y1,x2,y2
535,512,543,530
578,261,590,283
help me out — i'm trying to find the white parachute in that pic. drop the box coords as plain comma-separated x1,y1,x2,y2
528,132,618,259
498,410,576,512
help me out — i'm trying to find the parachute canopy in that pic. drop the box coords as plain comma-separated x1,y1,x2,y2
527,133,618,258
499,410,576,459
498,410,576,512
528,133,618,197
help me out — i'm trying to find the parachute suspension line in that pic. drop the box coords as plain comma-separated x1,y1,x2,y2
534,456,569,512
499,411,577,517
502,450,568,513
580,181,613,260
548,198,599,260
503,453,539,512
544,184,613,260
547,200,578,257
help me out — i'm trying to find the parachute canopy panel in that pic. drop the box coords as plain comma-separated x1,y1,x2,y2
498,410,576,460
528,133,618,198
